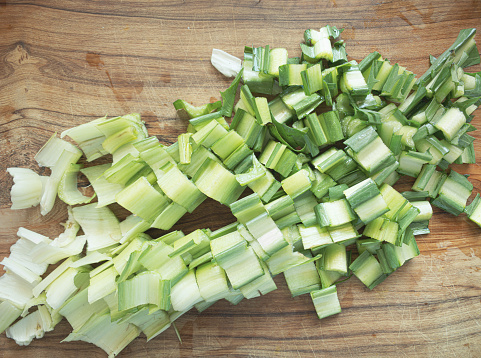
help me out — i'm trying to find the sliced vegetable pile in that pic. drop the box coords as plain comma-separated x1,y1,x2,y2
1,26,481,356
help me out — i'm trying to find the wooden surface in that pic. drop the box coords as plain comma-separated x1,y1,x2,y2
1,0,481,357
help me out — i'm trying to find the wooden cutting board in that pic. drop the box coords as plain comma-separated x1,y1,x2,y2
1,0,481,357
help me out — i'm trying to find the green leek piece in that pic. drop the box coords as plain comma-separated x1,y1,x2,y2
196,262,230,302
327,222,360,243
157,162,206,213
305,112,328,147
211,130,246,160
116,176,170,222
363,217,400,245
281,169,312,199
310,170,337,199
434,107,467,141
319,243,348,275
265,244,313,275
299,224,332,250
118,271,170,311
397,151,433,177
412,164,444,198
301,63,323,95
311,147,346,173
103,153,146,186
293,191,319,227
284,259,321,297
465,194,481,227
300,36,333,63
192,119,228,148
343,178,389,224
230,109,263,147
170,229,211,262
269,96,296,124
178,133,193,164
173,99,221,120
45,266,90,310
432,170,473,216
349,250,386,289
320,110,344,143
265,195,296,221
237,259,276,299
315,199,356,227
356,239,381,255
279,64,307,86
150,202,188,231
310,285,342,319
340,61,369,99
193,158,245,205
242,59,275,94
411,201,433,222
245,212,288,256
230,193,266,224
170,270,203,312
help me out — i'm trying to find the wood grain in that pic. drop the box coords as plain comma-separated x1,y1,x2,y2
1,0,481,357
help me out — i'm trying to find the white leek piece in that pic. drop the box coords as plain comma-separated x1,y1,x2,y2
123,307,171,342
88,266,118,304
0,273,35,308
45,266,90,310
72,203,122,251
70,252,112,268
0,300,22,334
211,48,242,77
80,164,124,207
35,134,83,215
5,307,52,346
62,312,140,357
7,168,45,210
8,237,49,275
59,288,109,331
58,163,95,205
30,235,86,265
32,256,78,298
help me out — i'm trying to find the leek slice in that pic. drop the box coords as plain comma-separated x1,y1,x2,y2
72,203,122,251
63,312,140,357
58,163,95,205
118,271,170,311
0,300,22,334
310,285,342,319
0,273,35,309
7,168,45,210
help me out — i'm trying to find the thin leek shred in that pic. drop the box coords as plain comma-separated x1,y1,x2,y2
2,26,481,357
